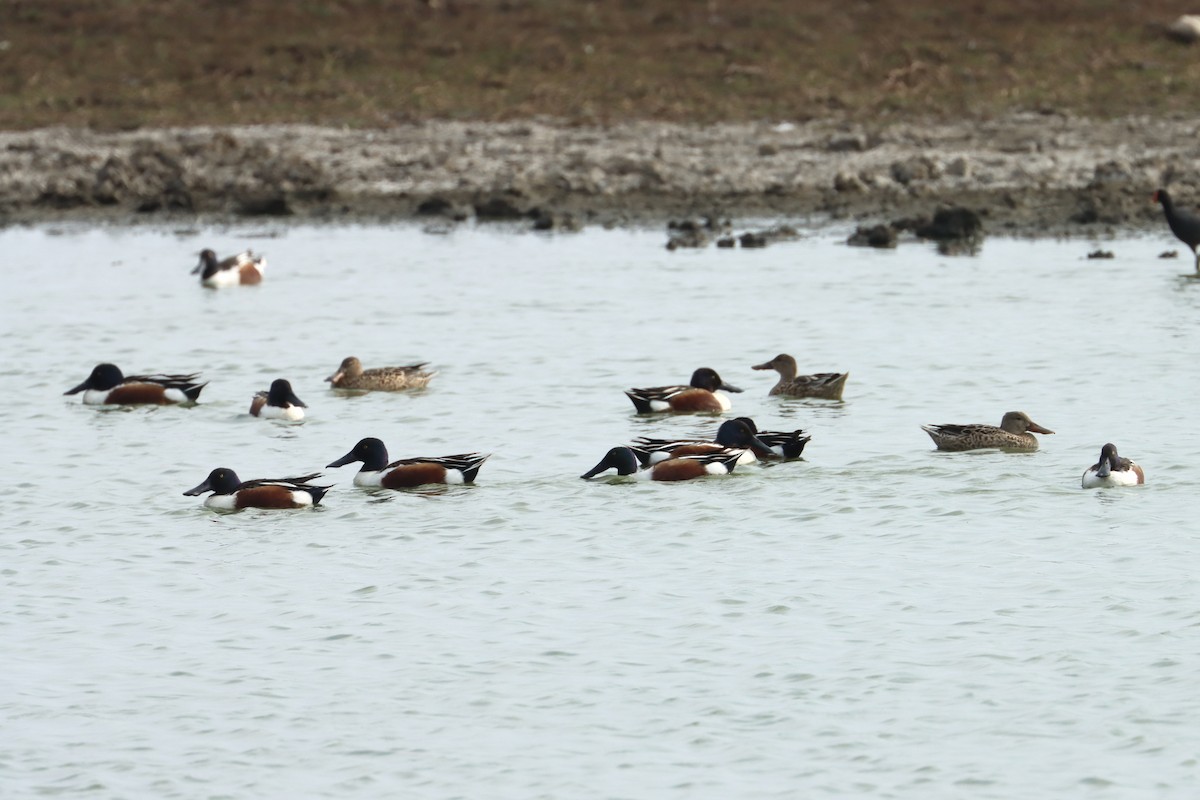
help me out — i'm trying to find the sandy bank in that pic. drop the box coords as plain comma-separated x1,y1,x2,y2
2,115,1198,233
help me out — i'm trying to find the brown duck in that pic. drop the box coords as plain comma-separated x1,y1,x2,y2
752,353,848,400
921,411,1054,452
325,357,436,391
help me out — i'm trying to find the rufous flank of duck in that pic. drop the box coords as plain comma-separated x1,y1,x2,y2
192,249,266,288
250,378,307,420
921,411,1054,452
731,417,812,459
1081,443,1145,488
1153,188,1200,272
183,468,330,510
629,418,776,466
64,362,207,405
325,357,437,391
581,446,745,481
751,353,848,400
624,367,742,414
326,437,489,488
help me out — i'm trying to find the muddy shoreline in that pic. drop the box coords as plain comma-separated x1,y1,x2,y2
2,115,1198,234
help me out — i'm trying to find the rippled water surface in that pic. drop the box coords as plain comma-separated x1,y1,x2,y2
5,221,1200,799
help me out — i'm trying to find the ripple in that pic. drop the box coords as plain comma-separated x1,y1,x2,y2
5,225,1200,798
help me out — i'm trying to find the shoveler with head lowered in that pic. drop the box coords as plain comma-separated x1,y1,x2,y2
64,363,206,405
752,353,848,400
581,446,744,481
325,357,436,391
193,249,266,288
730,417,812,459
250,378,307,420
183,469,330,510
327,437,489,488
625,367,742,414
629,418,777,466
1081,443,1145,488
921,411,1054,452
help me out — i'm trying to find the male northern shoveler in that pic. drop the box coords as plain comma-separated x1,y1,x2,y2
580,446,744,481
325,357,437,391
64,363,207,405
250,378,307,420
921,411,1054,452
326,437,489,488
625,367,742,413
629,418,775,466
751,354,848,400
1081,443,1145,488
183,468,330,510
193,249,266,288
1153,189,1200,272
731,417,812,459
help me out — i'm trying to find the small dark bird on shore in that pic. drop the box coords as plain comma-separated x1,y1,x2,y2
1153,188,1200,272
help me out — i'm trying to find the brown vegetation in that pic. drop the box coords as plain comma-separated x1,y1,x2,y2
1,0,1197,130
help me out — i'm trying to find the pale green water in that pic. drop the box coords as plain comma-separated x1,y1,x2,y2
3,222,1199,799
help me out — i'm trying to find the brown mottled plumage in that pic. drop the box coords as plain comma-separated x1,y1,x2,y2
921,411,1055,452
751,354,848,400
324,357,436,391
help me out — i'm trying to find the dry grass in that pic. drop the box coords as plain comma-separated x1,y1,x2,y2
2,0,1197,129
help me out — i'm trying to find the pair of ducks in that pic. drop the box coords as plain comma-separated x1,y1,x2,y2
625,355,848,414
250,357,438,418
184,438,491,509
923,410,1144,489
582,417,811,481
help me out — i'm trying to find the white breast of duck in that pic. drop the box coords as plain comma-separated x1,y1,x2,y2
1081,443,1144,488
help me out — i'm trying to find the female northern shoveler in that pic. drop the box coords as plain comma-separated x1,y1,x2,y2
625,367,742,413
325,357,436,391
183,468,330,510
64,363,207,405
629,418,775,465
250,378,307,420
326,437,489,488
193,249,266,288
751,354,848,400
580,446,744,481
1081,443,1145,488
921,411,1054,452
731,417,812,459
1153,188,1200,272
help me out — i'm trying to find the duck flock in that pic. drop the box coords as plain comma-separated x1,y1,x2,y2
61,239,1156,511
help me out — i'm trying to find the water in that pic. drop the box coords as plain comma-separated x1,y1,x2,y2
4,221,1199,799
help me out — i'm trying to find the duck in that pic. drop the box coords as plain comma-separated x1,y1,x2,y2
183,468,330,510
1153,189,1200,272
921,411,1054,452
751,354,848,400
326,437,489,488
629,418,776,465
64,362,206,405
192,249,266,288
250,378,307,420
625,367,742,413
1081,443,1145,488
580,446,744,481
731,417,812,459
325,357,436,391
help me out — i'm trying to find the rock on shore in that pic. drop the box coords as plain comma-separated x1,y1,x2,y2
1,114,1198,231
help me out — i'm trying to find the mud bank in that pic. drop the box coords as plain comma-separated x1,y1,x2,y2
2,115,1198,232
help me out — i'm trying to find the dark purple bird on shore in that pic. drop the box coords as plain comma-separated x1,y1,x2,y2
1154,188,1200,272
